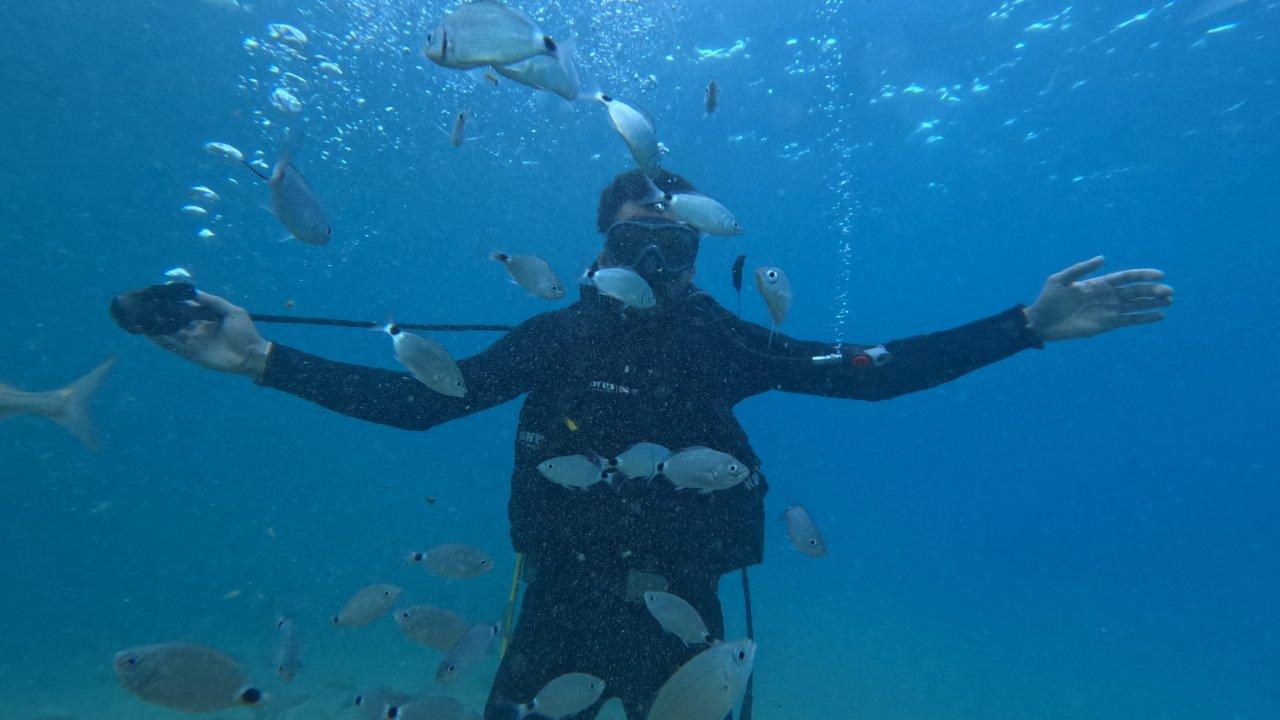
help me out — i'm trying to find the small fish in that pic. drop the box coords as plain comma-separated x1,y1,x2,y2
389,696,473,720
731,254,746,317
451,110,469,148
643,591,713,646
537,454,609,489
595,697,628,720
754,266,791,336
332,584,402,627
594,92,664,177
704,79,719,114
354,688,419,720
425,496,438,505
113,643,263,713
492,39,580,101
492,251,565,299
268,155,332,245
514,672,607,719
274,617,302,683
656,447,750,493
204,141,244,164
589,267,656,310
652,190,741,236
383,324,467,397
436,623,500,684
395,605,470,651
409,543,495,579
187,185,220,203
779,504,827,557
608,442,670,480
424,1,559,70
647,640,756,720
0,358,113,449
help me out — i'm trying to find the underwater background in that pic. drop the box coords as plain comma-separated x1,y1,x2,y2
1,0,1277,718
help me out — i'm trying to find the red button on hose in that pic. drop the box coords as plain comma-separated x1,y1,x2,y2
851,355,871,368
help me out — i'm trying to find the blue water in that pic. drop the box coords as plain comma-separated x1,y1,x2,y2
1,0,1277,718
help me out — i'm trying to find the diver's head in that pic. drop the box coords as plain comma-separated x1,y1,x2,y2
596,169,701,298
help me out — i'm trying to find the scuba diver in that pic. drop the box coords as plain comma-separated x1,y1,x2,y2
120,168,1173,719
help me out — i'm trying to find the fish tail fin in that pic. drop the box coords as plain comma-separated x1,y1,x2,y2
556,38,581,99
51,358,114,449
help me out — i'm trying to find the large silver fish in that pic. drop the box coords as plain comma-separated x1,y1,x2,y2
754,266,791,333
779,504,827,557
0,358,113,449
646,639,756,720
332,584,402,627
608,442,670,480
492,39,580,101
384,324,467,397
273,617,302,683
395,604,470,650
537,454,609,489
424,1,559,70
594,92,664,177
492,251,565,300
436,623,500,684
650,188,741,236
643,591,713,646
515,672,606,719
269,157,331,245
589,267,656,310
409,543,494,579
113,643,262,713
656,447,750,493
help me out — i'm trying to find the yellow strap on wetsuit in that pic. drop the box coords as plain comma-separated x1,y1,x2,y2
499,552,525,659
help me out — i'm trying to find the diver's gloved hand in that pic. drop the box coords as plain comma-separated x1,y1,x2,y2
149,292,271,377
1024,256,1174,342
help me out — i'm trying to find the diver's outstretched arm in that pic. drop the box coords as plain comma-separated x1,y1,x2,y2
148,291,551,431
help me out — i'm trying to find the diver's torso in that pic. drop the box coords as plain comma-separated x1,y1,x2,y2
508,292,767,580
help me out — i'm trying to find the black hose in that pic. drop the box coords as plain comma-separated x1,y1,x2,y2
739,567,755,720
247,313,515,333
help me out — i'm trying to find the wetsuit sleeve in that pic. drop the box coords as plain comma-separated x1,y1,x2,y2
255,316,552,430
728,305,1043,402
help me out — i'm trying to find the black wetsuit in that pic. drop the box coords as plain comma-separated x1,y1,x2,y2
257,285,1041,719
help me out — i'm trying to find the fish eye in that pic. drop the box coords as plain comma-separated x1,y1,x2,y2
809,539,818,546
767,270,777,279
124,657,136,667
736,649,747,660
729,464,739,472
354,695,364,706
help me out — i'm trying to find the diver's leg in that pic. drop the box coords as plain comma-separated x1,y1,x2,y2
484,581,566,719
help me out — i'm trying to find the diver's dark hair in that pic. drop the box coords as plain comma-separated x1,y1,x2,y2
596,169,698,234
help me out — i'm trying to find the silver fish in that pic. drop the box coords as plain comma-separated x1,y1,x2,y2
608,442,670,480
274,617,302,683
704,79,718,114
589,267,656,310
537,454,609,489
595,697,628,720
516,672,606,719
384,324,467,397
390,696,473,720
754,266,791,331
643,591,713,646
332,584,402,627
492,251,565,300
779,504,827,557
395,605,470,651
424,1,558,70
451,110,468,148
655,191,741,237
0,358,113,449
647,640,756,720
492,39,580,101
436,623,500,684
409,543,494,579
269,157,331,245
656,447,750,493
594,92,664,177
113,643,262,713
354,688,419,720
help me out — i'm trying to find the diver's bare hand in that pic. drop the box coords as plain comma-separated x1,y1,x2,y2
1024,256,1173,342
149,292,271,377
